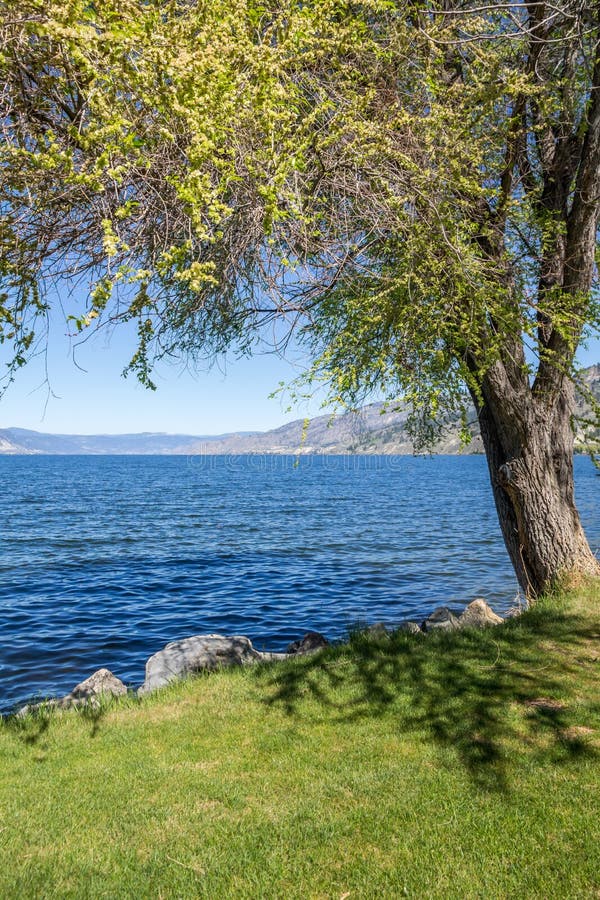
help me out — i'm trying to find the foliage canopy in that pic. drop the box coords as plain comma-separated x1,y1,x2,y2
1,1,598,428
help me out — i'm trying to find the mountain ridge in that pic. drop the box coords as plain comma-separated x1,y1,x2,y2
1,364,598,456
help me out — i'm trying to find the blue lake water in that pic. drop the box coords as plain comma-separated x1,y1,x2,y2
0,454,598,711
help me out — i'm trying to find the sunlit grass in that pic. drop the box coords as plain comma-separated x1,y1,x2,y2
1,581,599,898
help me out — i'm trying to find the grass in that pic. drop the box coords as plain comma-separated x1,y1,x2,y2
1,582,600,899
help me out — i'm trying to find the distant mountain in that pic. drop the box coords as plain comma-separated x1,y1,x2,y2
1,364,597,456
189,402,423,456
184,406,470,456
191,363,600,456
0,429,230,455
575,363,600,450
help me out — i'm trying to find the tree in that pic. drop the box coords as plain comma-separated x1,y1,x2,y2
1,0,599,596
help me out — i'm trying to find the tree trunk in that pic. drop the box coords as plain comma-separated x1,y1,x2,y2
474,370,599,598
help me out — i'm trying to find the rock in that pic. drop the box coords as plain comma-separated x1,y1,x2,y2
396,621,422,635
285,631,329,654
67,668,128,702
504,604,526,619
458,599,504,629
17,668,127,716
364,622,389,637
138,634,262,695
422,607,460,632
257,651,292,662
16,699,57,717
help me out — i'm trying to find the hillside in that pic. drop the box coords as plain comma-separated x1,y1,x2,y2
0,428,237,455
191,363,600,455
1,364,597,455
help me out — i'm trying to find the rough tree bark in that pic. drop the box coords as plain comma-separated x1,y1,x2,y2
466,8,600,598
473,365,600,598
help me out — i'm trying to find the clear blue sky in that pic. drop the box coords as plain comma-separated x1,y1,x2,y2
1,308,598,436
0,309,330,435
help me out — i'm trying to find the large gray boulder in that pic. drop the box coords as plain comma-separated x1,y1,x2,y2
17,668,127,716
422,607,461,632
138,634,262,695
458,599,504,629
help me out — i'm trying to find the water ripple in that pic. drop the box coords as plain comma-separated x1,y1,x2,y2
0,454,597,711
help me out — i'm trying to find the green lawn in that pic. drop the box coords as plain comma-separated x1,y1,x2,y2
1,583,599,899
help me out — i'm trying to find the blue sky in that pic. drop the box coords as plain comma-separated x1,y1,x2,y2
1,310,598,436
0,311,329,435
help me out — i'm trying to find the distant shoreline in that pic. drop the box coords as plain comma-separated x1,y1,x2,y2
1,361,597,456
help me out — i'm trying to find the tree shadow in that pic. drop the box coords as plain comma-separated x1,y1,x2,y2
7,707,54,749
256,605,600,792
3,697,111,753
78,700,108,738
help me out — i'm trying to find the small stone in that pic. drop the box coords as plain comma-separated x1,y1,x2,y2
286,631,329,655
16,699,58,718
422,607,460,632
396,621,422,635
365,622,389,637
16,668,126,716
257,650,292,662
504,605,525,619
458,599,503,629
67,668,128,701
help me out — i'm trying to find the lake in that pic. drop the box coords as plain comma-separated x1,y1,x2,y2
1,454,598,711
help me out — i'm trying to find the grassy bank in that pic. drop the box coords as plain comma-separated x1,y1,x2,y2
1,583,599,899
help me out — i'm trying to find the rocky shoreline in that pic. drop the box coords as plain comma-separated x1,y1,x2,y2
13,598,518,717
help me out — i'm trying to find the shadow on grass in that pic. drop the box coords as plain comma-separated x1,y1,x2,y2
3,698,110,751
256,604,600,792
